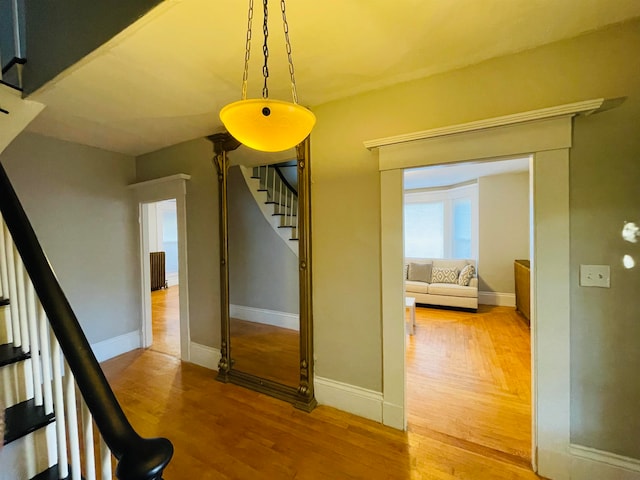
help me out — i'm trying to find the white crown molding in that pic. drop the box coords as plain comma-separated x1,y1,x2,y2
128,173,191,190
364,98,606,150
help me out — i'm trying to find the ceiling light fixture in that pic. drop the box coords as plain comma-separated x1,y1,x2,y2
220,0,315,152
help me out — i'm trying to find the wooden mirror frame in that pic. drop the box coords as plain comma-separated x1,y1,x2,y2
208,133,316,412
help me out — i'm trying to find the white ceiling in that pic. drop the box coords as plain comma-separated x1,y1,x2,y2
404,157,530,190
24,0,640,156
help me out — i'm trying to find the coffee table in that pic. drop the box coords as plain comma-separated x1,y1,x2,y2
405,297,416,335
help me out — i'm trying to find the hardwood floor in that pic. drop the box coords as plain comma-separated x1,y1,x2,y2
127,290,541,478
230,318,299,387
407,305,532,467
151,286,180,358
102,348,543,479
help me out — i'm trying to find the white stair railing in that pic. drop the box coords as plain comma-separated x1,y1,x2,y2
0,213,115,480
252,164,298,238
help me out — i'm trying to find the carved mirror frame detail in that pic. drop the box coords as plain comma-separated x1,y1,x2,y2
209,133,316,412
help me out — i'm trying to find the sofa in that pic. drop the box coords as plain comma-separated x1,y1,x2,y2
404,258,478,310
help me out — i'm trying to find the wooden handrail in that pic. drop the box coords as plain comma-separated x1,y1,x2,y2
0,161,173,480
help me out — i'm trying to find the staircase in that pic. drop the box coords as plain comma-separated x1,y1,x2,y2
0,162,173,479
240,163,299,255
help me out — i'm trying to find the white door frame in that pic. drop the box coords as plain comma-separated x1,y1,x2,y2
371,99,606,480
129,174,191,362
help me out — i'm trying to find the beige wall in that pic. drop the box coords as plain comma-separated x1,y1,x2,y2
131,19,640,458
478,172,530,294
569,97,640,458
1,132,140,343
310,19,640,457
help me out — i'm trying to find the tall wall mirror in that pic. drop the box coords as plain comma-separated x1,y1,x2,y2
209,133,316,411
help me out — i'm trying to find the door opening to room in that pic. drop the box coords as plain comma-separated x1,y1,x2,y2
403,157,533,466
144,199,181,358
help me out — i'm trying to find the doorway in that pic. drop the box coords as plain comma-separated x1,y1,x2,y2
403,158,533,465
145,199,180,357
129,173,191,362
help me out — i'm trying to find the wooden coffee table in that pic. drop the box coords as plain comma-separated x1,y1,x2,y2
405,297,416,335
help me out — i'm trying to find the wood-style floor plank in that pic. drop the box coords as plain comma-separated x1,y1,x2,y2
102,350,543,479
151,285,180,357
102,298,542,479
407,305,532,465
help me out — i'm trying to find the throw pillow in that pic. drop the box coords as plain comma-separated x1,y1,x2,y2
458,264,475,286
403,264,408,280
408,262,432,283
431,266,459,284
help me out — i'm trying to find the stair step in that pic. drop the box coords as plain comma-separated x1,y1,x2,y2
31,465,74,480
0,343,30,367
4,398,55,445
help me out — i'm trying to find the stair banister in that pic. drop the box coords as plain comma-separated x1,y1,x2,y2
0,161,173,480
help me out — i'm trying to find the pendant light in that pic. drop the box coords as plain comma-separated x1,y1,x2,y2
220,0,315,152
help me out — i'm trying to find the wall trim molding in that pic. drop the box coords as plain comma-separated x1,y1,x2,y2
364,98,605,149
314,376,383,423
91,331,141,363
230,304,299,331
478,291,516,307
189,342,221,371
570,444,640,478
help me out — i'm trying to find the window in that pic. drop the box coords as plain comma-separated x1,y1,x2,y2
404,184,477,259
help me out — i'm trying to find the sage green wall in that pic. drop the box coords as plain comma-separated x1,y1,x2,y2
570,99,640,458
135,138,221,348
227,166,299,314
0,132,140,344
478,172,530,294
310,19,640,458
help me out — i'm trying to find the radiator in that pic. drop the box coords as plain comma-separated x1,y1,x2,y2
150,251,167,291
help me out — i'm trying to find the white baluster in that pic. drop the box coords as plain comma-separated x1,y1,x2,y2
4,224,21,347
25,277,43,406
64,362,82,480
38,304,54,414
0,219,12,343
0,219,8,298
100,435,113,480
81,400,97,480
14,247,29,353
50,335,68,479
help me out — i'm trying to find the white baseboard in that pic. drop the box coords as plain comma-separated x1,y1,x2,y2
478,291,516,307
569,444,640,480
189,342,220,371
91,331,141,362
230,304,299,331
166,273,179,287
314,376,383,423
383,401,405,430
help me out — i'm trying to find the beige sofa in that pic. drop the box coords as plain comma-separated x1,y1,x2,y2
404,258,478,310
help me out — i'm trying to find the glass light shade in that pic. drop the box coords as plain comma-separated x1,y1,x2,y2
220,98,316,152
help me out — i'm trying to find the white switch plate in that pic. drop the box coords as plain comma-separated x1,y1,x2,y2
580,265,610,288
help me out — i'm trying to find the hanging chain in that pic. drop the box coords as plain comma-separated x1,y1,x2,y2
241,0,254,100
261,0,270,99
280,0,299,104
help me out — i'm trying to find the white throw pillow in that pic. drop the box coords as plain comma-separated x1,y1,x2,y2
431,266,459,284
458,264,475,286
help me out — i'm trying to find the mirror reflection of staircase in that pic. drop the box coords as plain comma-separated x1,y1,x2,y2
241,162,299,252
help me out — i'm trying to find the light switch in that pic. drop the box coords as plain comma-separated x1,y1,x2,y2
580,265,610,288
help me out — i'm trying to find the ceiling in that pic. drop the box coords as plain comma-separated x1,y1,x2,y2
404,157,530,190
24,0,640,156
